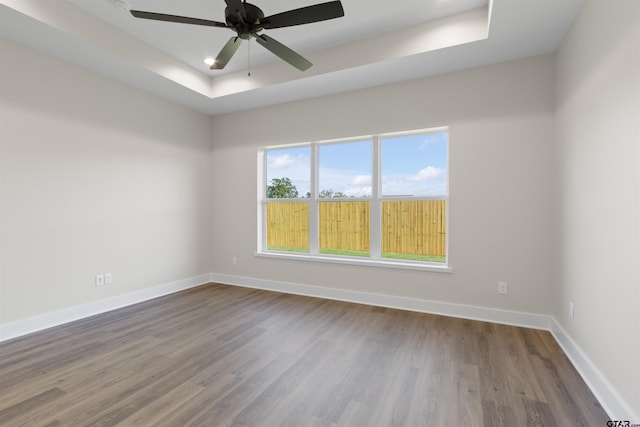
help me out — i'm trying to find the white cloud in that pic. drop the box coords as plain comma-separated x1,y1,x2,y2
419,134,444,149
351,175,372,186
409,166,444,182
268,154,296,169
318,168,371,197
345,186,371,197
382,167,447,196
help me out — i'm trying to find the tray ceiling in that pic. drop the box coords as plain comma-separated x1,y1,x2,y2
0,0,583,115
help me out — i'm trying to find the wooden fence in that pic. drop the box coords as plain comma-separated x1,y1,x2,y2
266,200,446,256
381,200,446,256
266,201,309,250
319,201,370,252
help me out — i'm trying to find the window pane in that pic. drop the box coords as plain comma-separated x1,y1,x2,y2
319,201,370,257
381,200,446,262
266,201,309,253
318,140,372,198
381,132,447,197
266,147,310,198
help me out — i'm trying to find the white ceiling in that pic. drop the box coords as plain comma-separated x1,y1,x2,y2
0,0,583,115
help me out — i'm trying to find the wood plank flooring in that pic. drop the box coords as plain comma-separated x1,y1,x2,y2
0,283,609,426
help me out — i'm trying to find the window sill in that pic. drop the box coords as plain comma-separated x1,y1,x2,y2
255,251,453,273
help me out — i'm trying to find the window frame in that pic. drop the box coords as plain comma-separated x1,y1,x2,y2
257,128,451,273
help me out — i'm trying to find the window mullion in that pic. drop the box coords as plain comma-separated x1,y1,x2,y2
309,143,319,255
370,137,381,260
258,149,266,252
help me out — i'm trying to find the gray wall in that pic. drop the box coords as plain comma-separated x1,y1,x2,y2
0,38,214,323
555,0,640,416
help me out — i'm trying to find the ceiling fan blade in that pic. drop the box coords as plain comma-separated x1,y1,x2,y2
224,0,247,20
254,33,312,71
210,37,243,70
130,10,228,28
261,1,344,30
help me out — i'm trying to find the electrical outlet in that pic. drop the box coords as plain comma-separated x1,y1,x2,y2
569,302,574,319
105,273,112,285
498,282,508,295
95,274,105,287
232,257,238,266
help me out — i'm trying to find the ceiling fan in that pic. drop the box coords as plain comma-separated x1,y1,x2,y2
130,0,345,71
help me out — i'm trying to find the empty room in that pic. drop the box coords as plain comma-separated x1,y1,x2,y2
1,0,638,425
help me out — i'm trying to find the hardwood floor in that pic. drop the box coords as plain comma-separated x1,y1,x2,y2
0,283,609,426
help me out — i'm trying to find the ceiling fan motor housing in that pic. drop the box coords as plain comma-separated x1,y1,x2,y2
130,1,345,71
225,3,264,39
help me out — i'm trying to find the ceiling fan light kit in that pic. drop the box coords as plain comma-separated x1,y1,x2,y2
130,0,345,71
111,0,131,13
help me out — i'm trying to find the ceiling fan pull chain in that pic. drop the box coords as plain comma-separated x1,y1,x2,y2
248,37,251,77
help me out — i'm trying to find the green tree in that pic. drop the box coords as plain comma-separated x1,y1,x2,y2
319,189,347,198
267,177,299,198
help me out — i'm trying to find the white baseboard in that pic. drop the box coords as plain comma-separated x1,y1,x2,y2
210,273,552,330
550,318,639,423
0,273,213,342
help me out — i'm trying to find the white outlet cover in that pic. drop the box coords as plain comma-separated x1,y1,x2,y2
105,273,112,284
569,302,575,318
498,282,508,294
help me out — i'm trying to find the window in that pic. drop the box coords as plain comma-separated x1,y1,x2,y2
380,132,448,263
318,140,372,257
264,146,310,253
259,128,449,270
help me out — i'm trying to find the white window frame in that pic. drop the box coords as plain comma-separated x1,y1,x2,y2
257,127,451,273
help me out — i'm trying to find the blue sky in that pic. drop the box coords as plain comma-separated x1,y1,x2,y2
319,140,372,196
266,131,447,197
